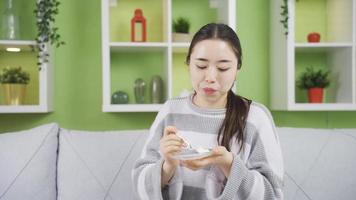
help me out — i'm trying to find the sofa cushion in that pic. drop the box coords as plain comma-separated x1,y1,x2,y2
278,127,356,200
57,129,148,200
0,123,59,200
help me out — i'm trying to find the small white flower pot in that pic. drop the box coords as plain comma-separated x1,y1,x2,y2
172,33,191,42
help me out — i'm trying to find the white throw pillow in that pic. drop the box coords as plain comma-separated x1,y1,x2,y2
0,123,59,200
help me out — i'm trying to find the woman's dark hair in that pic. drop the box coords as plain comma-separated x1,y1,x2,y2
186,23,252,152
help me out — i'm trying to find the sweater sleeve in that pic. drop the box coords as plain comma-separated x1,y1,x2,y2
210,105,284,200
131,102,184,200
131,107,166,200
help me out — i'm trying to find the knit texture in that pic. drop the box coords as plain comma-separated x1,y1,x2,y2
132,95,284,199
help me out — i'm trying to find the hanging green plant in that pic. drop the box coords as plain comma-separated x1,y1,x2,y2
34,0,65,67
280,0,288,36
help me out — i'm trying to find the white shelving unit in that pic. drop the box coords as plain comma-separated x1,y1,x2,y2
0,40,53,113
101,0,236,112
270,0,356,111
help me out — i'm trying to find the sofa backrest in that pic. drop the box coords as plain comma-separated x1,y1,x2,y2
57,127,356,200
1,124,356,200
278,127,356,200
57,128,148,200
0,123,58,200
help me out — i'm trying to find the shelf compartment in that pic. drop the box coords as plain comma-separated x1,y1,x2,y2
109,50,167,105
0,1,54,113
102,0,235,112
0,0,37,40
295,0,353,43
294,47,353,104
0,51,39,106
109,0,166,42
172,0,219,38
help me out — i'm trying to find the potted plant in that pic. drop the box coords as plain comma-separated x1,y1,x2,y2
0,66,30,105
172,17,191,42
297,67,330,103
34,0,65,67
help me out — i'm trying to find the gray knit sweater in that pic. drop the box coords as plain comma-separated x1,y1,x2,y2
132,95,284,199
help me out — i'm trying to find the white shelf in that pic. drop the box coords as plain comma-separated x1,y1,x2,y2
102,0,236,112
0,40,36,45
110,42,168,52
0,41,53,113
295,43,353,48
0,56,53,113
270,0,356,111
0,105,51,113
289,103,356,111
172,42,190,48
0,40,37,51
0,2,54,114
295,43,353,53
103,104,163,112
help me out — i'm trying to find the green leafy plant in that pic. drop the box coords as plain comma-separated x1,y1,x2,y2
280,0,288,36
173,17,190,33
0,67,30,84
34,0,65,66
297,67,330,89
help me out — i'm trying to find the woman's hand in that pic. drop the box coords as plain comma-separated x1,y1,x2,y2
181,146,234,177
160,126,185,167
160,126,184,187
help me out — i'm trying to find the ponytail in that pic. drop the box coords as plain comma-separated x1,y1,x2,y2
217,90,251,152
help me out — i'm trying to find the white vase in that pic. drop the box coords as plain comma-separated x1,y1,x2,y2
0,0,20,39
2,84,26,105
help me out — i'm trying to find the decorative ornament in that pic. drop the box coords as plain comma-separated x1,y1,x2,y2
131,9,146,42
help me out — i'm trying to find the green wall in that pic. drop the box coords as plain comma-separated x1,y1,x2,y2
1,0,356,133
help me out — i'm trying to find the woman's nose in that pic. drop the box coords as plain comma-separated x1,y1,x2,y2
205,67,217,83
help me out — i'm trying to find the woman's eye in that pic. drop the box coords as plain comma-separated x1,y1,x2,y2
218,68,229,72
196,65,207,69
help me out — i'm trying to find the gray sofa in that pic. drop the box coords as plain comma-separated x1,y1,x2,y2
0,123,355,200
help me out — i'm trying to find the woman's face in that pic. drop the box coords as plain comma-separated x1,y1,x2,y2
189,39,238,108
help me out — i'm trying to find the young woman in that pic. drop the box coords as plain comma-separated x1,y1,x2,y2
132,23,284,200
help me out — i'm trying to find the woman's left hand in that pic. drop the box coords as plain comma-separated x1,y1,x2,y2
181,146,234,177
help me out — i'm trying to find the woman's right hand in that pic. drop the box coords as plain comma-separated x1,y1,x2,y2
160,126,184,187
160,126,184,167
